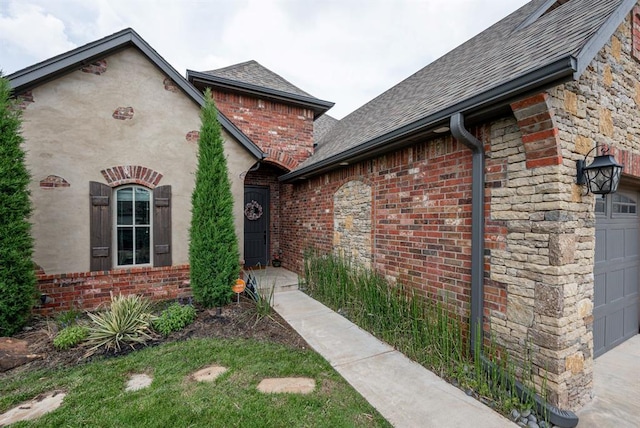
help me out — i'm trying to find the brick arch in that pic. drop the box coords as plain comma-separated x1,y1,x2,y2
263,148,298,172
510,93,563,168
100,165,163,188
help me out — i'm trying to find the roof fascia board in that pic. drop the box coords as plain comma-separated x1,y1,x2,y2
187,70,334,113
573,0,637,78
8,31,134,93
281,56,577,182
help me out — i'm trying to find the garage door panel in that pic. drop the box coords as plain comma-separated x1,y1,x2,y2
608,228,625,260
624,227,639,257
624,305,638,337
606,270,624,304
593,318,605,355
594,272,606,309
594,187,640,358
624,265,639,296
605,310,624,347
595,229,606,263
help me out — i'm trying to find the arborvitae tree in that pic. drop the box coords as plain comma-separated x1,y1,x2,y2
0,75,38,336
189,88,239,308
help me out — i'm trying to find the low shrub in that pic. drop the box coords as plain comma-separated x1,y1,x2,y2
86,293,156,353
53,325,89,350
55,308,82,328
153,303,197,336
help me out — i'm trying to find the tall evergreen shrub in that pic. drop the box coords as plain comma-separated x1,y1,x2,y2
0,75,37,335
189,88,239,307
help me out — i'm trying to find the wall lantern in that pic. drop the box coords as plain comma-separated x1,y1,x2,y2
576,144,623,196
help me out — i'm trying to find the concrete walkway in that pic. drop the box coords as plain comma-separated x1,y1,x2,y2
577,334,640,427
263,268,515,428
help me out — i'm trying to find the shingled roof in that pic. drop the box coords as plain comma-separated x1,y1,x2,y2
205,60,315,98
283,0,636,180
187,61,334,118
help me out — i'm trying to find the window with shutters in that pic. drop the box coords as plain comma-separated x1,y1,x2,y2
115,186,151,266
90,181,172,271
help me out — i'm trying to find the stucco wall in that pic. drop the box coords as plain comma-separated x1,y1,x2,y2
19,47,256,274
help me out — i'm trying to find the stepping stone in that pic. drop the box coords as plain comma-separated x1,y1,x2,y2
0,391,66,425
257,377,316,394
191,365,228,382
125,373,153,391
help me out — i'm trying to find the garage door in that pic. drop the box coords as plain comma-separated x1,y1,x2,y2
594,187,640,358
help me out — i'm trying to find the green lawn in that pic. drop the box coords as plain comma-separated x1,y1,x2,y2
1,338,390,427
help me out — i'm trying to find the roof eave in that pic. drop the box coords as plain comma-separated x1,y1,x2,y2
573,0,637,78
187,69,334,118
281,56,578,182
8,29,136,94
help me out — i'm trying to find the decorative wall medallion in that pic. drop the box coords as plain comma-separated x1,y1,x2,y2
244,200,263,220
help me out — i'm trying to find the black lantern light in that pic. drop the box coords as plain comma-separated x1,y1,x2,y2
576,144,623,196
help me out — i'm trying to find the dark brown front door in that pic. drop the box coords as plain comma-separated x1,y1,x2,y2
244,186,269,267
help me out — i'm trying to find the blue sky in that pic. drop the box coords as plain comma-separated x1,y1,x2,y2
1,0,529,118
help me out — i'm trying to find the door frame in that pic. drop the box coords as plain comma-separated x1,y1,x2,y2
243,185,270,267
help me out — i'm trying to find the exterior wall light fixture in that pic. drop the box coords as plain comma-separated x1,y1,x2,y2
576,144,623,196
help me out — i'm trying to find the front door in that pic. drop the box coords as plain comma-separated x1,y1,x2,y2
244,186,269,266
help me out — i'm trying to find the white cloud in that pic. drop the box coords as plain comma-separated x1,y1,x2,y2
0,0,530,118
0,1,76,70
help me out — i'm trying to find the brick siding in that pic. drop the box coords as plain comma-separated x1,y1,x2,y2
281,129,506,317
212,90,314,169
35,265,191,315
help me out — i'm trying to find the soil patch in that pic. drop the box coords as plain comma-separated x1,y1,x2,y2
125,374,153,392
7,297,308,375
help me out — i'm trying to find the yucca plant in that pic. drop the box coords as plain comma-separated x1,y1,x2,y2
86,293,156,353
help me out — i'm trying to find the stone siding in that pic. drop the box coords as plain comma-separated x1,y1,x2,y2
487,12,640,410
333,180,373,268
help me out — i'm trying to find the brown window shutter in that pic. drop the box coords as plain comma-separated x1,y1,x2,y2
89,181,112,271
153,185,172,267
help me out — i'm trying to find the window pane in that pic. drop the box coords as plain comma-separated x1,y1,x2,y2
612,193,637,216
135,189,150,225
117,188,133,225
117,227,134,265
135,227,150,264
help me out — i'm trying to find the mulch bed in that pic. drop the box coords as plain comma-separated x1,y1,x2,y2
7,297,308,374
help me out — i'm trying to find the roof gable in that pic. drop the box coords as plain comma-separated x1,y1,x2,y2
284,0,635,180
187,61,334,119
6,28,265,160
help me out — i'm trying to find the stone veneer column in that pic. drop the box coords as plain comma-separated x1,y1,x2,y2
488,92,591,410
